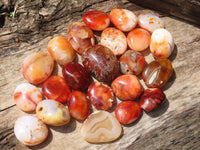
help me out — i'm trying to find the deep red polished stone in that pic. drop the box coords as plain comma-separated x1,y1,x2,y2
88,81,116,110
42,75,71,103
68,91,90,121
81,45,119,82
62,62,90,91
139,88,166,112
83,10,110,31
115,101,141,124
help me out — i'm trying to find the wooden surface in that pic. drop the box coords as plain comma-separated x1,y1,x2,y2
131,0,200,26
0,0,200,149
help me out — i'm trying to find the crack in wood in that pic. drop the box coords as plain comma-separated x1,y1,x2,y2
0,105,15,112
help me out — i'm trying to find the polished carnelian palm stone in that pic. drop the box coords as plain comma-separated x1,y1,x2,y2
47,36,76,66
127,28,151,52
139,88,166,112
67,22,95,54
22,52,54,84
142,58,173,88
68,91,90,121
88,81,115,110
83,10,110,31
111,74,143,101
110,9,138,32
115,101,141,124
62,62,90,91
42,75,71,103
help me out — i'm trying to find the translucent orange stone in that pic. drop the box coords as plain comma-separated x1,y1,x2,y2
22,52,54,84
67,22,95,54
83,10,110,31
110,9,138,32
68,91,90,121
47,36,76,66
127,28,151,51
111,74,143,101
142,59,173,88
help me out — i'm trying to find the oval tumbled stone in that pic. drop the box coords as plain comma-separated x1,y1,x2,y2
80,110,122,143
142,58,173,88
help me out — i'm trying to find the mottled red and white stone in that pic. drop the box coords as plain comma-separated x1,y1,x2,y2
14,83,43,112
150,28,174,58
101,27,127,55
110,9,138,32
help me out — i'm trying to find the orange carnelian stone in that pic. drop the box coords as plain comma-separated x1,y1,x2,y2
42,75,71,103
47,36,76,66
115,101,141,124
67,22,95,54
68,91,90,121
22,52,54,84
88,81,116,110
111,74,143,101
110,9,138,32
127,28,151,51
83,10,110,31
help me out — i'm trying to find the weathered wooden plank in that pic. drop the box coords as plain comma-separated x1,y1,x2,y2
0,0,200,149
130,0,200,25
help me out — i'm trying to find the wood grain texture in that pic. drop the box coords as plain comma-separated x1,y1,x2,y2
130,0,200,26
0,0,200,149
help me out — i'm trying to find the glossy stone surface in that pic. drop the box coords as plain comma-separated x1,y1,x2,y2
119,50,146,75
139,88,166,112
110,9,138,32
127,28,151,51
47,36,76,66
22,52,54,84
111,74,143,100
100,27,127,55
88,81,115,110
82,45,119,82
62,62,90,91
68,91,90,121
150,28,174,58
36,100,71,126
14,116,48,146
67,22,95,54
142,58,173,88
14,83,43,112
115,101,141,124
138,12,164,33
80,110,122,143
83,10,110,31
42,75,71,103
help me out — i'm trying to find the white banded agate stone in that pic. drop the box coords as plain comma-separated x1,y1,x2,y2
80,110,122,143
